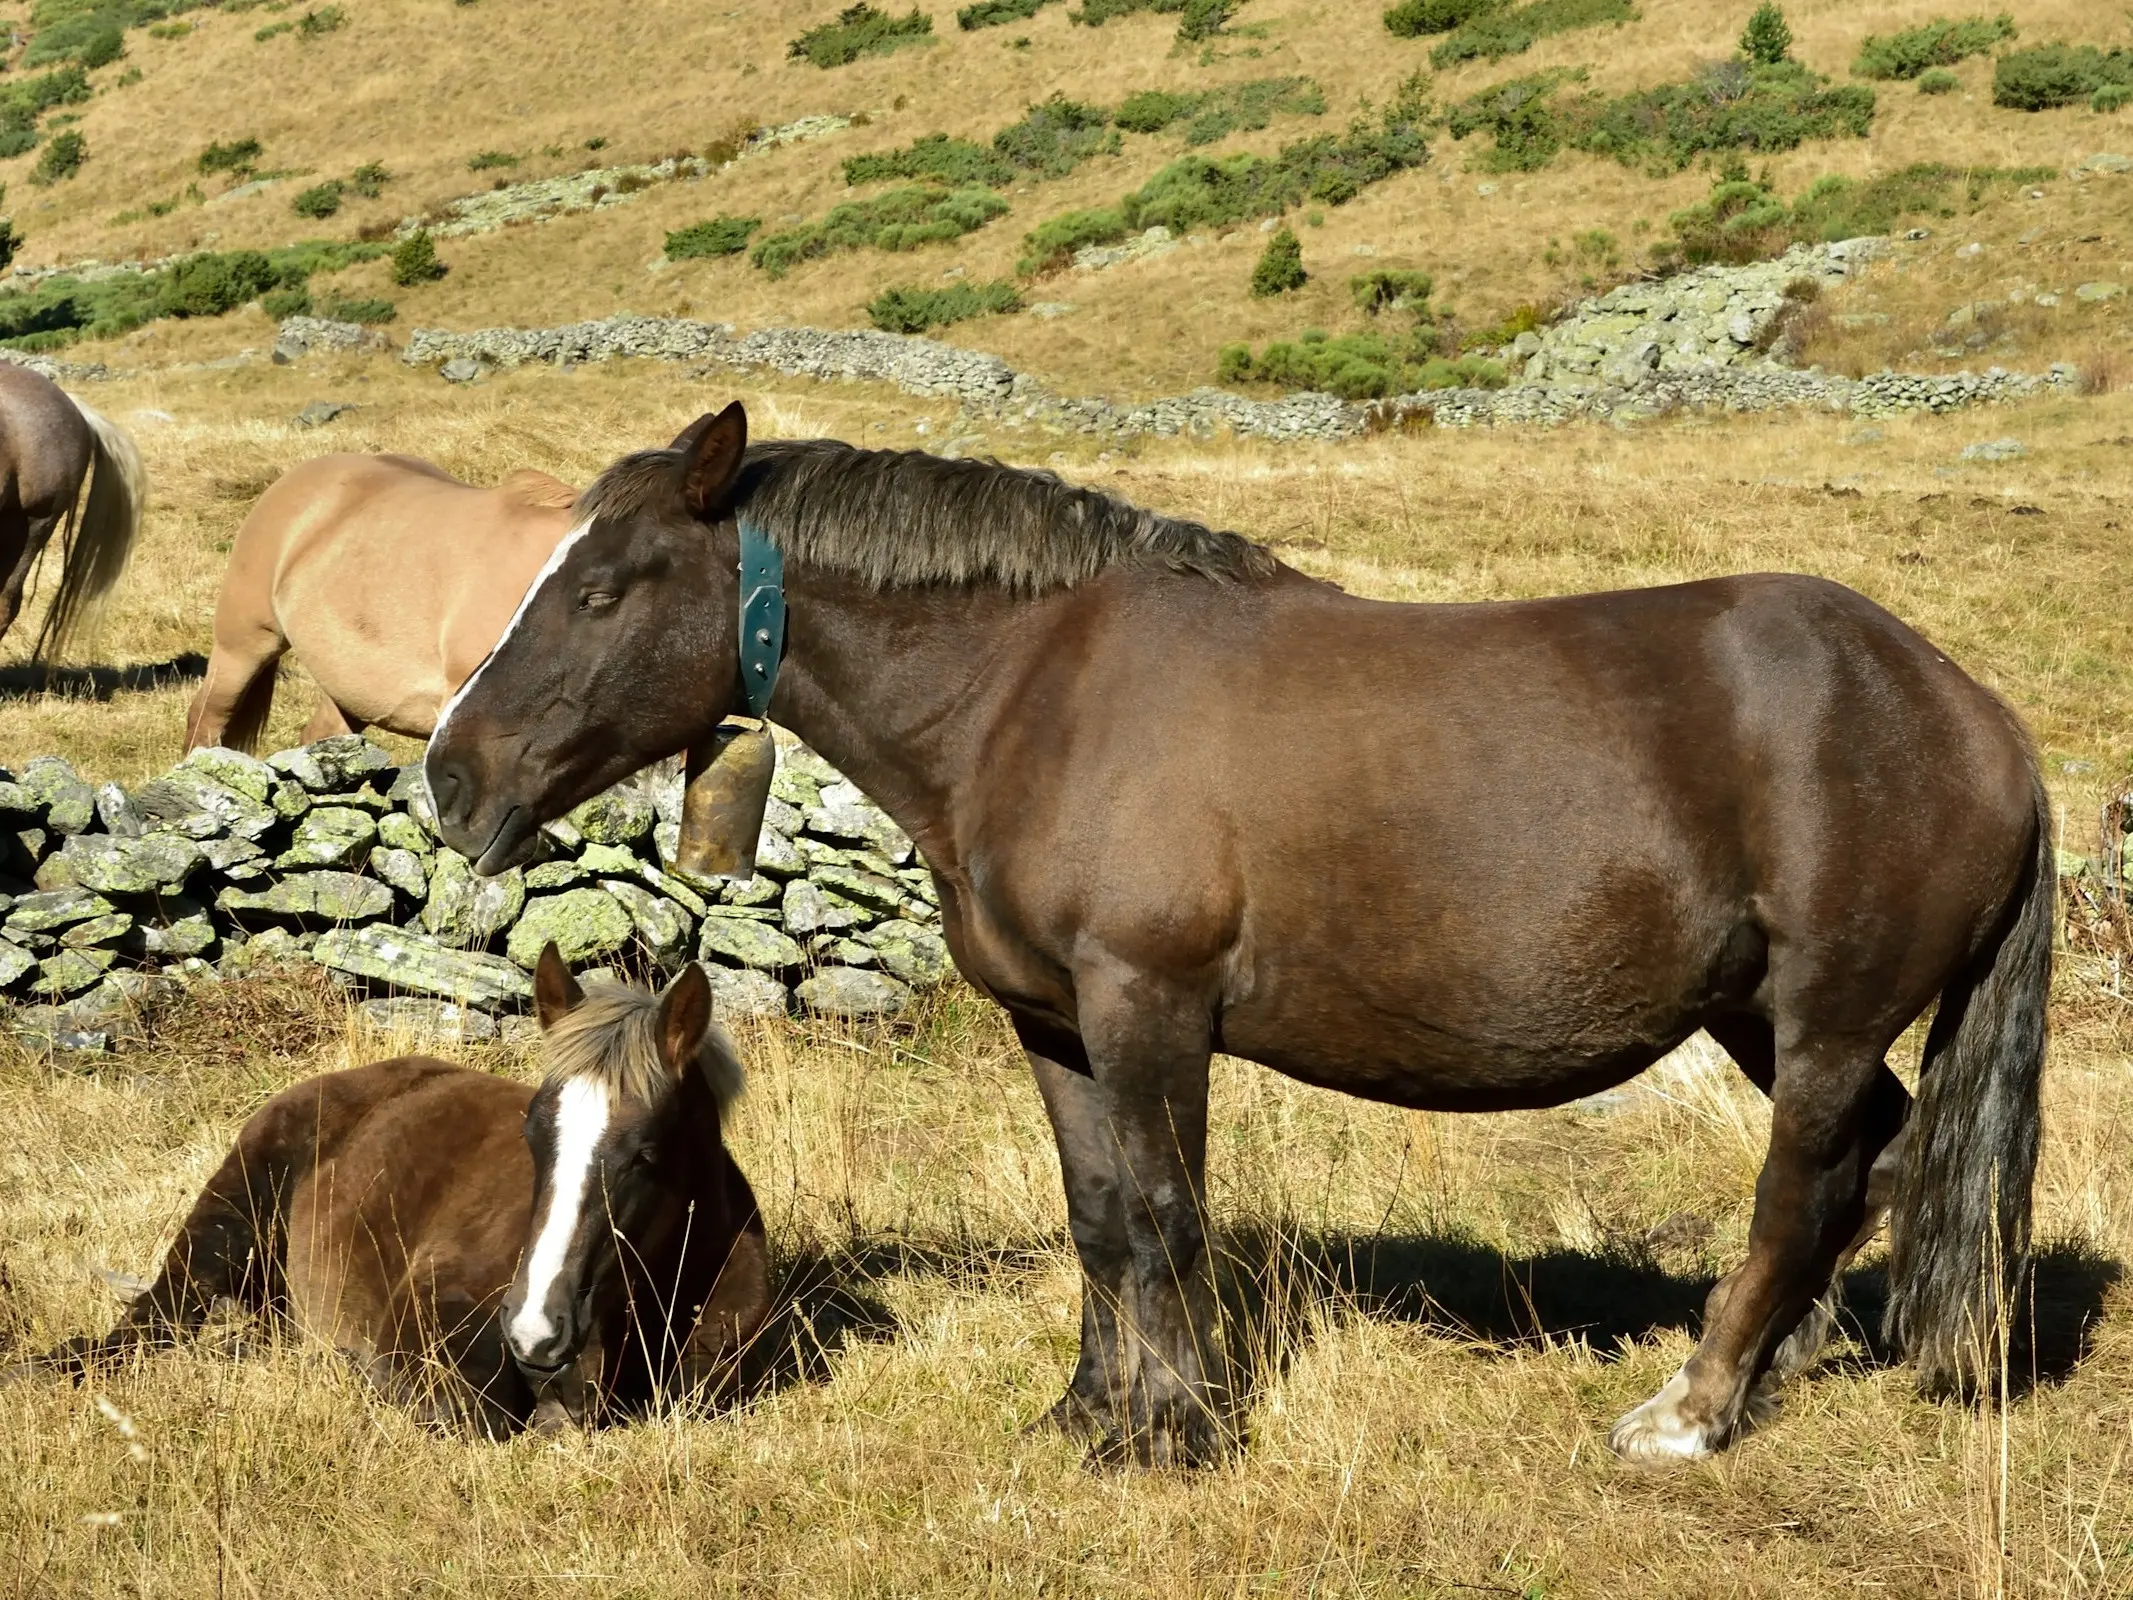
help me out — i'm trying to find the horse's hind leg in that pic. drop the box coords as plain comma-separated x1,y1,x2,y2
185,626,286,752
0,511,64,646
1611,1029,1908,1463
301,697,365,743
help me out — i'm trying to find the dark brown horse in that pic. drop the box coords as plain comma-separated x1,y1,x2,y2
14,948,770,1436
425,403,2051,1468
0,362,144,657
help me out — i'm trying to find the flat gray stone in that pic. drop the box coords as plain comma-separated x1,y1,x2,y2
601,877,693,967
371,846,429,898
2075,281,2125,303
177,747,274,803
524,858,586,890
0,936,36,986
704,966,789,1017
566,783,654,846
0,780,41,824
5,887,117,935
267,736,393,792
861,918,951,986
278,805,377,870
1960,437,2028,462
95,783,146,838
217,871,394,924
126,910,217,958
422,851,526,946
59,912,134,948
295,399,357,428
31,947,117,998
134,769,278,841
809,863,905,917
313,925,533,1007
505,887,635,968
375,812,433,855
697,910,803,971
795,967,911,1018
61,833,203,895
781,877,868,937
356,996,498,1041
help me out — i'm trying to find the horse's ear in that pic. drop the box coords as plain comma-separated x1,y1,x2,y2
656,961,714,1077
534,942,584,1031
671,402,748,520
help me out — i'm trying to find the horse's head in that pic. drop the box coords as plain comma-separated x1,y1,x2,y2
501,944,746,1380
426,402,753,875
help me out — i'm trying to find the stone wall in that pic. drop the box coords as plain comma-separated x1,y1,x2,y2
0,735,950,1048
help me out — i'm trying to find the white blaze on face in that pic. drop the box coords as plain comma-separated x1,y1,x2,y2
430,516,593,752
508,1075,610,1358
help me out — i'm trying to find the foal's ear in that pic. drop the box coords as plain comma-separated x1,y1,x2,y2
534,941,585,1032
656,961,714,1078
670,402,748,520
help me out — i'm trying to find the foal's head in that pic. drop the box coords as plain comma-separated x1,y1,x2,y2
501,944,746,1378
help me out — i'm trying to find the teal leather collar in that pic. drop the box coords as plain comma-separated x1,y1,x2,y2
736,520,785,719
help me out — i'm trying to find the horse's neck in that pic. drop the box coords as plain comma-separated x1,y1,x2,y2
769,572,1046,865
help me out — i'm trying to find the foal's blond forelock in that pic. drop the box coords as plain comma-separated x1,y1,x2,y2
539,980,745,1109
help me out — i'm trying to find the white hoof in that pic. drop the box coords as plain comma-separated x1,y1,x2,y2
1608,1367,1718,1465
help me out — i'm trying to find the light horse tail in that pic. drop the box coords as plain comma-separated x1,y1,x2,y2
1883,756,2053,1396
31,396,145,659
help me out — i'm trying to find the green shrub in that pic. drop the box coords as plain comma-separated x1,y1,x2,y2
1429,0,1633,68
0,221,22,275
467,149,519,171
1113,77,1324,144
2098,82,2133,113
1174,0,1235,40
958,0,1059,26
322,295,394,323
0,64,91,159
752,186,1010,278
157,249,277,316
389,230,447,286
198,137,262,175
992,94,1117,176
261,283,311,318
1250,226,1306,295
787,4,932,68
78,27,123,67
1852,13,2013,80
1917,67,1960,94
1447,59,1874,172
297,5,344,35
292,181,343,218
1017,206,1130,271
844,133,1015,188
1350,267,1433,315
346,162,390,199
665,215,762,259
253,20,290,39
1993,44,2133,112
1739,2,1790,66
1220,327,1505,399
866,278,1021,331
1383,0,1495,38
29,129,87,185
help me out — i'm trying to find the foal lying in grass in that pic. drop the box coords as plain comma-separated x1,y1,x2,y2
12,946,771,1437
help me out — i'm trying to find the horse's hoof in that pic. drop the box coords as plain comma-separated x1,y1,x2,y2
1081,1403,1229,1471
1029,1389,1109,1442
1608,1367,1721,1466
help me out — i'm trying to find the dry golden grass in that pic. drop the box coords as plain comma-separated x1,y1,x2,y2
0,354,2125,1594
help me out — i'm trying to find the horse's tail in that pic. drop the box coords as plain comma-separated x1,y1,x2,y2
1883,763,2054,1396
32,397,146,659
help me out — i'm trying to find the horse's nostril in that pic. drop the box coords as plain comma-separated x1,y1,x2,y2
428,761,466,825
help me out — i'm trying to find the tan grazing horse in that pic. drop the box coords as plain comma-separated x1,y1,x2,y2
12,947,772,1436
183,453,580,751
0,362,146,657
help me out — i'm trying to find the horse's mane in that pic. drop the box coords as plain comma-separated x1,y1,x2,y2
540,980,745,1109
574,437,1278,593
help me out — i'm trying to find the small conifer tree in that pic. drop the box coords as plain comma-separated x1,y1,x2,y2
1251,226,1307,297
390,230,447,286
1740,2,1792,65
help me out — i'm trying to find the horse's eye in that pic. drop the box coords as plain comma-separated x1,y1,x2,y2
578,589,619,611
635,1145,660,1169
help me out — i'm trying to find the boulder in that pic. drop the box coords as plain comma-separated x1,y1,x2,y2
795,967,911,1018
566,783,654,846
177,746,274,803
313,925,534,1006
95,783,146,838
697,911,803,971
704,965,790,1017
862,919,952,986
355,996,498,1042
371,847,429,899
601,878,694,968
505,888,635,968
61,833,203,895
268,735,393,792
781,878,869,937
422,852,526,946
5,887,117,935
134,769,278,841
278,805,378,870
217,871,394,925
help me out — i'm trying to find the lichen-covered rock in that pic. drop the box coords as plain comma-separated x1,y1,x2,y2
61,833,203,895
371,847,429,899
313,924,534,1006
524,858,586,891
278,805,378,870
806,782,915,863
5,887,117,935
126,909,217,958
814,935,876,967
505,887,634,968
704,966,789,1017
31,849,76,891
795,967,911,1018
567,783,655,846
422,851,526,947
31,946,116,997
134,770,278,841
59,912,134,948
697,910,803,971
0,780,41,824
810,864,905,917
222,926,317,974
269,735,394,792
272,780,312,820
95,783,146,838
0,936,36,986
19,757,95,836
601,878,693,969
721,872,782,909
356,996,499,1042
178,746,274,803
202,837,267,879
218,871,394,925
781,877,869,936
375,812,433,856
862,918,951,986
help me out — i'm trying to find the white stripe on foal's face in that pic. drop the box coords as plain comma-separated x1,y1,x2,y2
430,516,592,752
507,1076,609,1360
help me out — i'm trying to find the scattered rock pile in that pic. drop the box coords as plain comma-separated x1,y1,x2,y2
0,735,950,1049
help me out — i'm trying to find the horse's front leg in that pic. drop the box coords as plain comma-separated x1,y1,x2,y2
1075,972,1230,1469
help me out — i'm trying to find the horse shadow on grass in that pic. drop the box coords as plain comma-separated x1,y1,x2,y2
0,652,207,704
